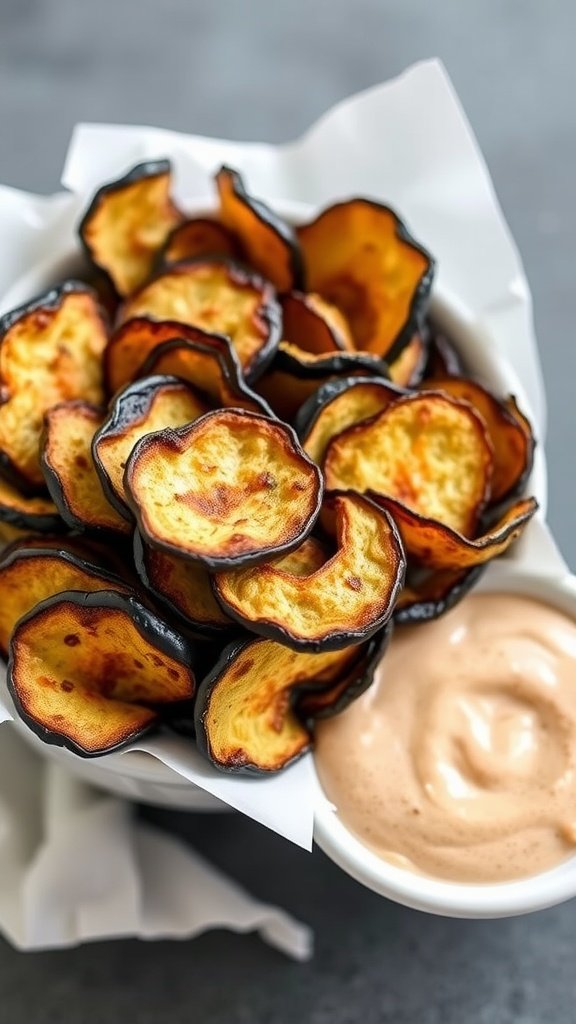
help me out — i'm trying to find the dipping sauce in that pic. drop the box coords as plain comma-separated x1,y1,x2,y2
315,593,576,883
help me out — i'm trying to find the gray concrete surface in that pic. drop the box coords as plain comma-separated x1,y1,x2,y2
1,1,575,1021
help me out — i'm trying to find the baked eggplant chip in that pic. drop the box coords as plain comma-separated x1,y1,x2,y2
194,637,358,773
0,545,130,656
281,292,354,355
0,522,31,546
119,258,281,380
139,337,273,417
93,375,209,517
324,392,493,535
125,410,323,570
388,333,428,388
79,159,183,297
370,494,538,569
295,375,406,466
0,476,62,533
421,377,534,503
106,317,221,394
133,530,232,634
254,344,390,423
214,492,405,651
0,283,107,491
394,564,486,625
42,402,130,534
297,199,434,360
8,590,196,757
161,218,238,266
296,626,392,721
216,166,303,292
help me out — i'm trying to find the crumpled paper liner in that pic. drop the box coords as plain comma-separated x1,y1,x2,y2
0,58,547,951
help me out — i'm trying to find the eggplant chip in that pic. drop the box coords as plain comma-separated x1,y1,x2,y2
8,590,195,757
281,292,354,355
214,492,405,651
125,410,323,570
161,218,238,266
0,476,62,533
119,258,281,380
296,626,391,721
133,530,232,634
295,375,405,465
0,545,130,656
194,637,358,773
298,199,434,360
370,494,538,569
324,392,493,535
0,522,31,546
388,333,428,388
139,337,273,416
216,166,303,292
394,564,486,625
0,283,107,491
42,402,130,534
79,159,182,297
255,344,390,424
421,377,534,502
93,375,209,517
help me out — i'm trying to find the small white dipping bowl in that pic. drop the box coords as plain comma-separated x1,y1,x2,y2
0,199,549,834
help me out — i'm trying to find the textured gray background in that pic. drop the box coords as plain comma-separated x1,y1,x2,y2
1,1,575,1022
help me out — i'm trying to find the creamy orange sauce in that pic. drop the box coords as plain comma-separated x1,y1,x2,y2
315,593,576,883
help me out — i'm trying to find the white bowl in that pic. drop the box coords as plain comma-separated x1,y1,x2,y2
312,548,576,919
0,200,549,834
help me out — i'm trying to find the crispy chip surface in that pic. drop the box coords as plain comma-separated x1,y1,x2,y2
216,166,303,292
296,376,404,465
93,376,208,516
79,160,182,296
125,410,323,569
9,591,195,756
324,392,493,535
120,259,281,379
162,218,238,266
0,285,107,489
42,402,129,534
214,493,405,650
298,200,434,359
195,637,357,772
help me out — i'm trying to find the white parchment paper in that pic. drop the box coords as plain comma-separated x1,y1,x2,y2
0,59,548,950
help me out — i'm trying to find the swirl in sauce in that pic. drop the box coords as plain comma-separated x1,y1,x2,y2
315,593,576,883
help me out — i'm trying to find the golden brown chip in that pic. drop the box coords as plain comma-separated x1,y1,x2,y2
421,377,534,502
295,376,405,465
296,627,391,721
133,530,232,633
281,291,354,355
370,494,538,569
124,410,323,569
119,258,281,379
324,392,493,535
42,402,130,534
0,475,62,533
216,166,303,292
298,199,434,359
0,545,130,656
194,637,358,773
161,218,238,266
139,337,272,416
79,160,182,296
93,375,209,517
214,492,405,651
8,590,195,756
0,283,107,490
